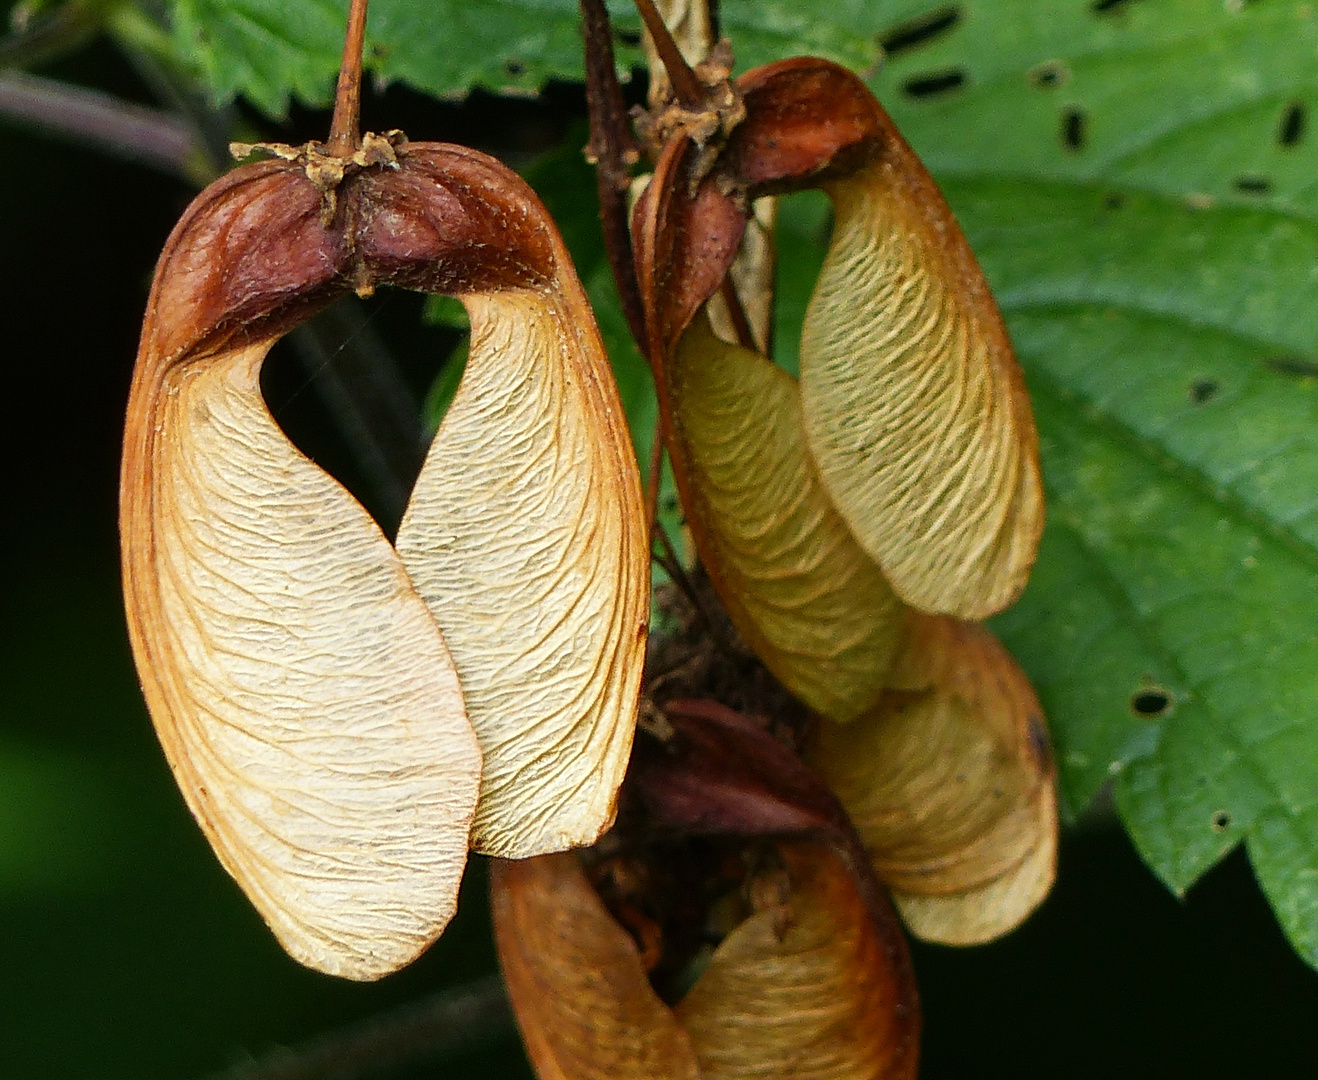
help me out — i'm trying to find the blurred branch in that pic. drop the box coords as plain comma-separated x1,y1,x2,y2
205,974,515,1080
0,0,108,70
0,68,206,179
580,0,648,352
109,3,236,177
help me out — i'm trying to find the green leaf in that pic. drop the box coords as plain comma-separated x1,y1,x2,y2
847,0,1318,969
167,0,883,115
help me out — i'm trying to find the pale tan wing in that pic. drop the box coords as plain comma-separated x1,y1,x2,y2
669,311,904,722
492,855,702,1080
894,792,1057,946
675,842,918,1080
396,287,648,858
799,162,1043,619
121,340,482,981
807,617,1055,903
706,197,777,356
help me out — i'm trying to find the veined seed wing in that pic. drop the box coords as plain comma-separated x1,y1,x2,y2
393,147,649,859
808,615,1057,945
123,217,482,978
492,854,702,1080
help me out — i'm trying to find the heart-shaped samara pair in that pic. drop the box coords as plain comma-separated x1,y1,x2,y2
119,0,649,980
631,43,1053,944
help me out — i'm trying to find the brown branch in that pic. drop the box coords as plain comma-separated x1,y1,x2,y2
327,0,369,156
203,974,514,1080
580,0,648,353
633,0,704,108
0,70,201,179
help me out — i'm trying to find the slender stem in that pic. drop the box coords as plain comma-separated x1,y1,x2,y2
202,975,513,1080
327,0,369,156
0,70,201,180
634,0,705,108
110,17,232,182
645,415,665,540
580,0,649,352
651,534,701,625
652,521,730,648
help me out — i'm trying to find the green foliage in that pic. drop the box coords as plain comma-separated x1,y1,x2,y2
167,0,883,115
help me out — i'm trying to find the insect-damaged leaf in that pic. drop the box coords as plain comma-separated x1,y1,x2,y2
492,843,919,1080
121,138,647,976
807,615,1057,945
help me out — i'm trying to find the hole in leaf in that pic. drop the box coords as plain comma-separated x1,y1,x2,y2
1129,687,1172,719
879,5,962,57
1279,101,1307,147
1211,810,1232,832
1092,0,1139,13
1234,174,1272,195
1028,59,1071,88
902,69,966,98
1061,107,1086,150
1188,378,1219,404
1264,355,1318,378
504,59,527,77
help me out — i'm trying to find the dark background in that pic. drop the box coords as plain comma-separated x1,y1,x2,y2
3,32,1317,1080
